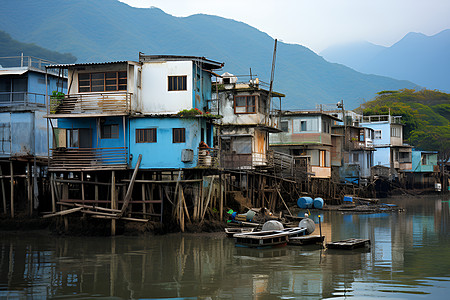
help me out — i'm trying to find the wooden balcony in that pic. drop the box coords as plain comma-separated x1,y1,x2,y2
49,147,128,171
50,92,131,116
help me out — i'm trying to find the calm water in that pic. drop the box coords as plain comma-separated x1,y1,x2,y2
1,195,449,299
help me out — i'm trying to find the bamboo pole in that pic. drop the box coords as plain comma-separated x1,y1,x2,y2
42,207,82,218
180,187,190,223
276,186,292,217
201,176,215,222
117,154,142,218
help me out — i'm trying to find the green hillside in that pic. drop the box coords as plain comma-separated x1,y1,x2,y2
0,0,417,109
358,89,450,161
0,30,76,65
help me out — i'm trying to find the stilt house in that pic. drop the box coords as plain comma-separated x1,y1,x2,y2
0,56,66,216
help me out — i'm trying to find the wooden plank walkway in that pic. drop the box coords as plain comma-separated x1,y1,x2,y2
326,238,370,250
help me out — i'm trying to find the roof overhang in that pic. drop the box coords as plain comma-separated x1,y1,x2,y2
139,54,224,70
0,68,28,76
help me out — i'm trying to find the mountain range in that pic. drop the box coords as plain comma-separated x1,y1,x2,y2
0,31,76,66
0,0,418,109
321,30,450,92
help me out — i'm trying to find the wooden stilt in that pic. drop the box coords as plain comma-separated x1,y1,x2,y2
64,216,69,232
111,170,116,236
51,173,56,213
94,174,99,205
27,163,32,216
81,172,85,204
10,161,14,218
0,165,7,214
219,173,223,221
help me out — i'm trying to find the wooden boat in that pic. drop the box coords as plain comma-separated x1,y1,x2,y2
326,238,370,250
233,230,290,249
288,235,325,246
281,227,308,238
225,227,255,238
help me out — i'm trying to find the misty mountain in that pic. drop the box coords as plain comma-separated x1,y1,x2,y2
321,30,450,92
320,41,386,72
0,30,76,66
0,0,417,109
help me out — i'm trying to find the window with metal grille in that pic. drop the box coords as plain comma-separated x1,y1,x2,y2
78,71,127,92
136,128,157,143
101,124,119,139
168,76,187,91
234,95,256,113
280,121,289,132
173,128,185,143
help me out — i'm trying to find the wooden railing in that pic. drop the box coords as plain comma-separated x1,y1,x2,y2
49,147,128,171
50,92,131,115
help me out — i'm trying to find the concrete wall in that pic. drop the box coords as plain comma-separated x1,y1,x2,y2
140,61,193,114
129,117,207,169
373,147,390,168
270,115,332,146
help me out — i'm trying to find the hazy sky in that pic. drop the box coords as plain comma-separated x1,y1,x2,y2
119,0,450,53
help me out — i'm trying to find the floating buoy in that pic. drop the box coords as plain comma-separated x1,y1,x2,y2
262,220,284,231
299,218,315,234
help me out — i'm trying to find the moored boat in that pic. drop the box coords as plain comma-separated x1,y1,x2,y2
233,230,290,249
224,227,255,238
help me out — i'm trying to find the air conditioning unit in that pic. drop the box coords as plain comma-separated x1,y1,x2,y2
181,149,193,162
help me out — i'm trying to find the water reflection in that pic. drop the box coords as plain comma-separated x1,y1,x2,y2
0,195,449,299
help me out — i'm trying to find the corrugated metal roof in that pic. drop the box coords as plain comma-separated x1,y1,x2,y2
46,61,131,69
0,68,28,76
139,54,224,69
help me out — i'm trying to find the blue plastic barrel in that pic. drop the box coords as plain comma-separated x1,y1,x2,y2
297,196,313,209
313,197,324,209
343,196,353,203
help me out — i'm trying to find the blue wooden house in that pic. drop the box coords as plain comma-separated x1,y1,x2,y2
47,55,223,171
403,149,439,189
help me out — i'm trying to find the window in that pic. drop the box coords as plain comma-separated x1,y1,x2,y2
421,154,427,165
352,153,359,163
168,76,187,91
173,128,185,143
232,137,252,154
322,121,330,133
234,95,256,113
67,128,92,148
67,129,79,148
78,71,127,92
391,127,400,137
319,150,327,167
300,121,307,131
136,128,157,143
101,124,119,139
374,130,382,139
280,121,289,132
359,129,365,142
